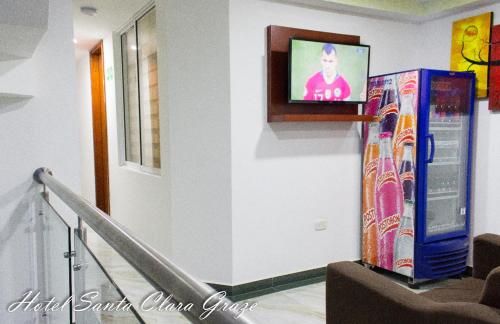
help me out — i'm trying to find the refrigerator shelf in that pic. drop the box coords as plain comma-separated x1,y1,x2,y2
429,121,462,127
427,194,459,201
428,222,465,233
429,126,463,131
433,158,460,164
434,140,459,147
428,190,459,196
429,161,461,166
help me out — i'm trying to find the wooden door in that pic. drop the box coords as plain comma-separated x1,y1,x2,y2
89,41,110,214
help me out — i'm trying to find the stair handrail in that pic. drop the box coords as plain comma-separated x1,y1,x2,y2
33,167,256,324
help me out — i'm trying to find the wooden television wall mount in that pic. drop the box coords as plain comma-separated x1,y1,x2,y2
267,25,374,122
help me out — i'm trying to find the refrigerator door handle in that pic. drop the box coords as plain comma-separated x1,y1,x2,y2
426,134,435,163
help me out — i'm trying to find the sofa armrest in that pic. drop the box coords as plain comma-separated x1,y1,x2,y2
473,234,500,280
326,261,500,324
479,266,500,309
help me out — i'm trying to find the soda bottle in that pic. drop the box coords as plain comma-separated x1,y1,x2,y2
430,104,437,122
393,200,415,276
364,80,379,142
393,93,416,169
437,104,443,121
378,75,399,135
399,143,415,202
366,77,384,116
439,105,446,122
375,131,403,270
362,122,380,265
453,104,460,123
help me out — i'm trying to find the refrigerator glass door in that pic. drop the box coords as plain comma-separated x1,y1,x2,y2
425,75,472,238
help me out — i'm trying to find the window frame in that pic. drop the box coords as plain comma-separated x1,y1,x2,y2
116,2,160,175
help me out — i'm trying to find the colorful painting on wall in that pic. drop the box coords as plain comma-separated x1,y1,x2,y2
450,12,493,98
489,25,500,110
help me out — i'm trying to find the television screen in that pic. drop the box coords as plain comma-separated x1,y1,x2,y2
289,39,370,104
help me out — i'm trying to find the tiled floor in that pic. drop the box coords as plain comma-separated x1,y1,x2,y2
83,231,188,323
84,231,453,323
242,283,325,324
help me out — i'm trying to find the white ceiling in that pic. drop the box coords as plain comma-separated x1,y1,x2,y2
269,0,499,23
73,0,150,52
72,0,498,56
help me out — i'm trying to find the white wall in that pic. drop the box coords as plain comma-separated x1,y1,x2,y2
73,0,500,286
416,3,500,237
100,33,172,258
229,0,500,283
160,0,234,284
75,0,233,284
74,11,172,257
229,0,421,284
76,50,96,205
0,0,80,322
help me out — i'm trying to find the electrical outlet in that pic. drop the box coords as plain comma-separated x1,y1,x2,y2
315,219,328,231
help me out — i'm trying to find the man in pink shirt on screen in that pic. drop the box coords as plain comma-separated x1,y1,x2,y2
303,43,351,101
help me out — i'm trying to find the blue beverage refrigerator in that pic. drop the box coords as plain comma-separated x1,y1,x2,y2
361,69,475,286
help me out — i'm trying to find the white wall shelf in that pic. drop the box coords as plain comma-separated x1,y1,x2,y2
0,92,33,106
0,1,48,105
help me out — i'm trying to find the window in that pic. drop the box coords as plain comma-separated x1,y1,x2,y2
121,7,160,169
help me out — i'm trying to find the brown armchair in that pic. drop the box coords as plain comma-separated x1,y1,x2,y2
326,234,500,324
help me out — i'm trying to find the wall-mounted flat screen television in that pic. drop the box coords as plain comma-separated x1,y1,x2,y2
289,39,370,104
